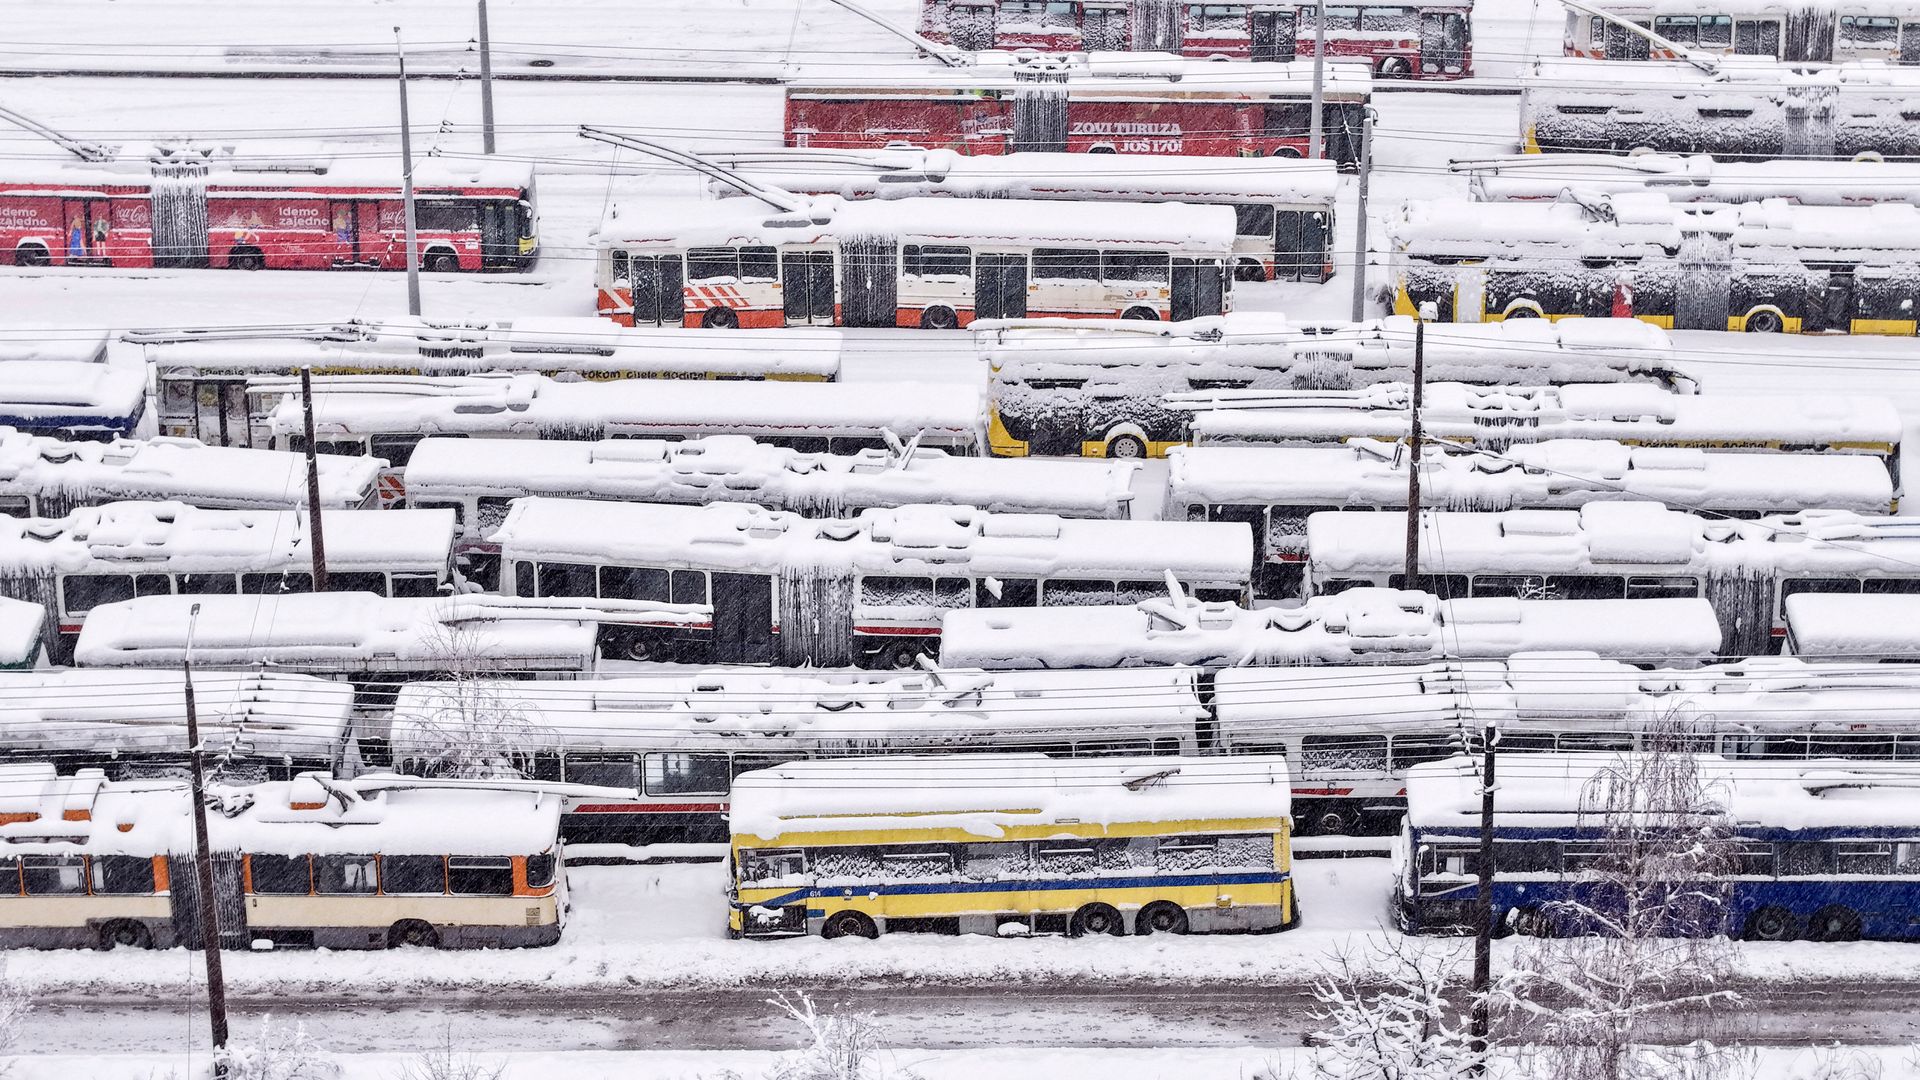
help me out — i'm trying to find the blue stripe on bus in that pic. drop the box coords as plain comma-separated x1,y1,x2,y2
737,870,1290,911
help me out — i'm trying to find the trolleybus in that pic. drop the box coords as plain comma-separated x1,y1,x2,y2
1562,1,1920,62
0,362,147,441
1458,153,1920,205
1782,592,1920,660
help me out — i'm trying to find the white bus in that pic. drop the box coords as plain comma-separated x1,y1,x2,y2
983,314,1691,459
492,498,1252,668
711,148,1340,282
593,194,1236,330
1306,502,1920,655
1457,153,1920,206
0,427,382,518
0,501,459,662
0,766,567,950
938,588,1724,668
139,316,841,450
1562,1,1920,62
1168,439,1897,593
1782,592,1920,660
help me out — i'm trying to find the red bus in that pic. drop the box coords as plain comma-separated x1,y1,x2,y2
786,56,1373,164
0,158,537,272
917,0,1470,78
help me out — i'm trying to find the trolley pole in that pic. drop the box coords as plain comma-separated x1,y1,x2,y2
1470,712,1497,1072
1308,0,1326,160
396,27,423,317
1349,107,1375,321
477,0,497,155
182,602,231,1072
1402,312,1426,583
299,366,330,593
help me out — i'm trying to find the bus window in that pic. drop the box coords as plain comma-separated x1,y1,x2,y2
448,856,516,896
369,435,422,469
1469,574,1545,599
563,753,639,788
859,576,937,606
1780,577,1862,598
477,497,515,535
1697,14,1731,47
1733,18,1780,55
1778,842,1833,876
880,847,956,879
1495,841,1559,873
740,848,806,883
380,855,446,895
1114,579,1166,604
1036,841,1098,875
1041,578,1117,604
687,247,740,281
241,572,313,594
601,565,669,602
178,573,238,595
315,854,378,894
21,855,85,895
90,855,155,895
1188,4,1247,31
904,245,971,278
390,573,442,598
414,201,482,233
248,854,312,895
527,852,557,888
1624,576,1698,600
326,571,388,594
1863,578,1920,594
1302,734,1389,772
1390,734,1458,771
1265,103,1311,137
1558,733,1633,753
1032,249,1099,281
0,495,29,518
1652,15,1699,44
1233,203,1276,239
1547,574,1626,600
1388,573,1468,599
1738,845,1776,877
1102,251,1171,282
61,574,136,614
740,247,778,281
536,561,599,599
976,577,1038,607
1359,6,1416,31
645,752,730,795
412,500,466,527
670,570,709,606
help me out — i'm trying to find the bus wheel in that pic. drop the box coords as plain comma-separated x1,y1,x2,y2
1742,907,1798,942
1503,305,1541,319
1070,903,1124,938
702,307,740,329
821,911,879,940
1105,434,1147,460
622,634,664,663
1807,905,1862,942
1378,56,1411,77
229,248,265,271
920,306,959,330
1510,907,1553,938
1234,259,1267,283
388,920,441,949
1308,802,1363,837
1744,309,1784,334
13,245,48,268
1122,306,1159,321
425,251,460,274
880,641,923,669
1134,901,1189,936
98,920,152,950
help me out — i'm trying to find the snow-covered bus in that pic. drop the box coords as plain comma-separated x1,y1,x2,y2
729,753,1296,940
1168,439,1898,593
0,362,147,441
1305,502,1920,655
0,428,382,518
1562,1,1920,62
712,148,1339,282
137,317,841,451
1392,194,1920,333
1781,591,1920,659
0,669,357,780
593,195,1235,330
0,502,459,662
984,314,1690,459
492,498,1251,668
0,767,566,950
1519,59,1920,160
785,54,1372,163
938,588,1724,668
1397,754,1920,942
1458,153,1920,205
1181,383,1902,484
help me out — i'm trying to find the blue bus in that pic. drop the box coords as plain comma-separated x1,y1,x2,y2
0,361,146,440
1394,753,1920,943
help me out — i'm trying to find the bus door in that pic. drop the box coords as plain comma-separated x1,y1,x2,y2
1275,209,1330,282
630,255,686,327
1083,2,1129,50
1734,18,1782,56
782,249,837,325
1809,266,1856,333
1250,8,1296,60
61,198,111,264
948,0,998,50
480,200,518,269
1603,20,1651,59
710,572,777,665
329,200,361,265
1420,11,1468,74
1172,258,1226,321
194,380,254,447
1903,21,1920,63
976,253,1029,319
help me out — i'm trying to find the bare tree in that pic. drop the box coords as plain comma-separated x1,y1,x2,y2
214,1016,337,1080
1308,935,1479,1080
1502,714,1744,1080
701,992,920,1080
398,614,554,779
0,960,30,1078
393,1025,506,1080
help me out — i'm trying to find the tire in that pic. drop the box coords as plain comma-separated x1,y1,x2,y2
1106,434,1147,460
1234,259,1268,283
13,245,48,268
1806,905,1862,943
621,635,660,663
1070,903,1124,938
388,920,441,949
1304,801,1363,837
821,911,878,940
1745,309,1785,334
1122,306,1159,321
1510,907,1553,939
1743,906,1798,942
1273,147,1302,159
701,307,740,330
919,305,959,330
880,641,924,670
425,252,460,274
98,920,152,950
1503,305,1541,319
1087,146,1118,154
1134,901,1189,936
229,249,265,271
1378,56,1412,77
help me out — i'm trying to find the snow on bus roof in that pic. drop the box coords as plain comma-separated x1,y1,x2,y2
1166,439,1895,515
403,435,1137,520
728,753,1292,841
938,590,1722,669
1462,153,1920,206
787,51,1373,95
267,374,985,442
1395,195,1920,253
0,155,533,195
1783,592,1920,658
490,498,1253,584
0,429,381,509
0,502,454,575
72,592,600,672
1307,503,1920,578
0,596,42,665
594,194,1238,250
716,149,1342,204
0,330,109,365
1524,56,1920,90
0,362,145,417
0,767,560,858
1404,753,1920,832
0,669,354,759
388,666,1209,754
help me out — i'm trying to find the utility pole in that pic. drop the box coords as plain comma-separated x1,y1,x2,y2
395,26,423,317
1470,711,1497,1071
182,601,231,1071
299,366,330,592
1308,0,1326,160
1402,311,1426,583
477,0,497,155
1349,107,1375,321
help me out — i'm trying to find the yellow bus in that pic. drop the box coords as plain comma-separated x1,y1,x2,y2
728,753,1296,940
